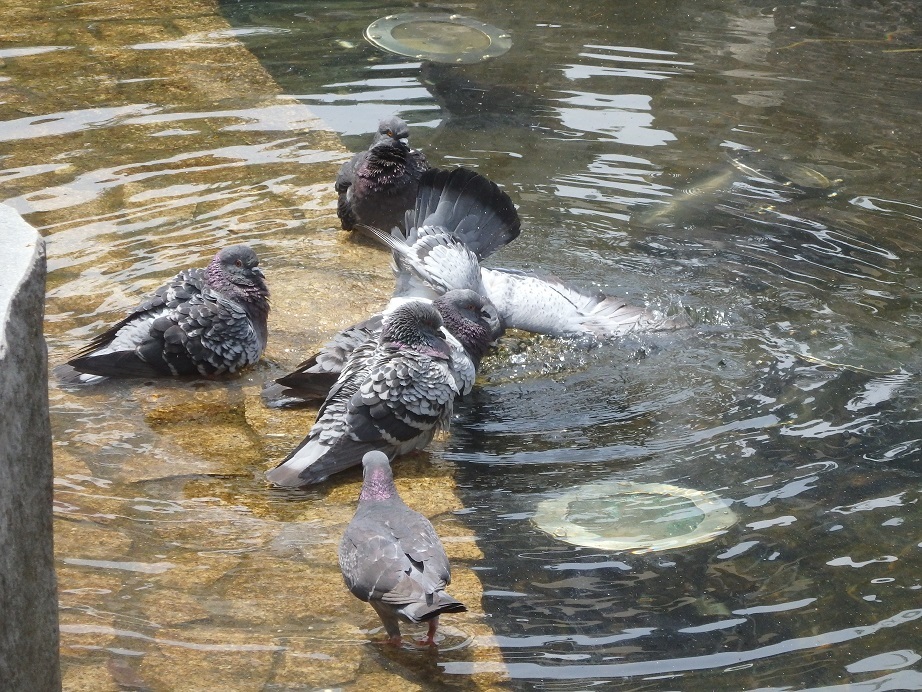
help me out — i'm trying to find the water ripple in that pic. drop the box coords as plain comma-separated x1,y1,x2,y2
60,624,286,652
441,609,922,679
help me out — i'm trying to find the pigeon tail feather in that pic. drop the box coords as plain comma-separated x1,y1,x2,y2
410,168,520,259
53,363,107,385
66,350,172,379
266,438,383,487
260,379,333,408
270,363,340,402
402,593,467,623
263,314,383,408
355,223,405,254
263,463,308,488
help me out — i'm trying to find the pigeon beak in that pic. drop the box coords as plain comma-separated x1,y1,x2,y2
252,266,265,278
482,304,504,341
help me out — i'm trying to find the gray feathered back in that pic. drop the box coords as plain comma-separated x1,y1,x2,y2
338,451,466,640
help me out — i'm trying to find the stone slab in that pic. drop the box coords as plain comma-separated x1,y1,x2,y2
0,204,61,690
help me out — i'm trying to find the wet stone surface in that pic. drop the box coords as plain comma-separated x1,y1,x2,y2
0,0,505,689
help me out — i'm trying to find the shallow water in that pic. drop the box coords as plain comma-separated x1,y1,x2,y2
4,0,922,689
223,0,922,688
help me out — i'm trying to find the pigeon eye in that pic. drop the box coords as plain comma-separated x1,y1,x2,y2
235,259,243,267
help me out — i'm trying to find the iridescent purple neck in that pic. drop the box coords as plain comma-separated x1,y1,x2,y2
359,463,397,502
205,260,269,306
204,259,224,286
369,137,410,162
439,308,492,363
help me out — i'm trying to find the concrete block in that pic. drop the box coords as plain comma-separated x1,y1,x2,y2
0,204,60,691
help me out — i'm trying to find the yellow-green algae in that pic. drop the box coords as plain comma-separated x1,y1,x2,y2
1,0,507,688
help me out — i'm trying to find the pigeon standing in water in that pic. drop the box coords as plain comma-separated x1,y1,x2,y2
336,116,430,233
56,245,270,383
265,291,498,485
339,450,466,645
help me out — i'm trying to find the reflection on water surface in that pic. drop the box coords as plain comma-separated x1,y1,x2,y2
2,0,921,688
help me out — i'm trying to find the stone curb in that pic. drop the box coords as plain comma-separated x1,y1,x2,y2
0,204,60,691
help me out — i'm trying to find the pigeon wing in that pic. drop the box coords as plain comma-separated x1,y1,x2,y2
65,269,207,377
335,151,366,230
340,522,411,603
264,338,384,486
263,313,384,407
482,267,692,338
390,506,453,591
150,288,264,376
358,224,484,300
341,510,446,610
344,349,459,449
335,151,365,194
68,268,202,359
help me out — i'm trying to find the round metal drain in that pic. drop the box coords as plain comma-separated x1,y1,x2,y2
533,481,736,554
364,13,512,64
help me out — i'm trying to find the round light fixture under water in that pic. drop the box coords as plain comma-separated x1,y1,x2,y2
364,13,512,64
533,481,736,554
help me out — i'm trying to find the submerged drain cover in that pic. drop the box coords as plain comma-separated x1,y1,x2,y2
533,481,736,553
364,13,512,64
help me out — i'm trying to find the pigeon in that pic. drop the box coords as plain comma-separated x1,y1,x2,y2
339,450,466,645
262,288,501,409
56,245,270,383
260,167,519,410
265,292,497,487
335,116,430,233
358,168,690,339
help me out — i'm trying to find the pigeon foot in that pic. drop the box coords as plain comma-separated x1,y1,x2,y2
417,618,439,647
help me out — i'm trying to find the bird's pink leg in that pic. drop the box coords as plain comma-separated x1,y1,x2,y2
420,617,439,646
